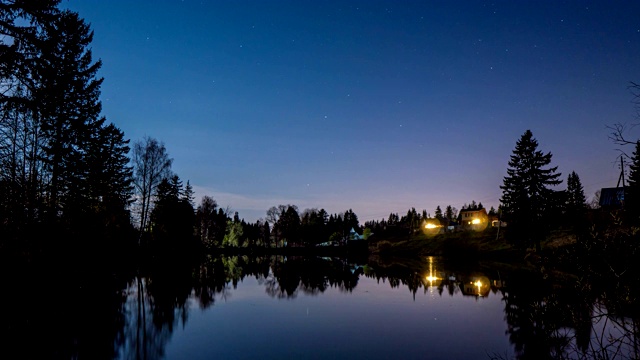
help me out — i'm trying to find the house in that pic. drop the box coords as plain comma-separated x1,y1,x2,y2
349,227,364,240
458,208,489,231
490,219,507,228
599,187,625,209
488,214,507,228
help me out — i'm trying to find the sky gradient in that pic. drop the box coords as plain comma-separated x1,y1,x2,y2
64,0,640,223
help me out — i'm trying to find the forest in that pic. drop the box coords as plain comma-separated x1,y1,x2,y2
1,1,639,273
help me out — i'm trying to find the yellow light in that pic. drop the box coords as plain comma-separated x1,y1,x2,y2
426,275,438,282
474,280,483,287
425,223,437,229
471,218,481,224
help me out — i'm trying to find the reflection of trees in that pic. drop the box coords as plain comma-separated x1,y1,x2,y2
119,278,173,360
500,271,582,359
119,256,194,360
265,256,362,299
363,257,495,300
499,269,640,360
366,257,640,359
11,253,640,359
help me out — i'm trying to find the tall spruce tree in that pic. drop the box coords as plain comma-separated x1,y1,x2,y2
500,130,562,251
1,2,135,241
566,171,586,212
626,141,640,223
34,10,106,222
434,206,443,221
84,123,133,228
566,171,587,233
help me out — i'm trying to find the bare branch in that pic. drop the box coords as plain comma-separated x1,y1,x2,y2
607,122,638,146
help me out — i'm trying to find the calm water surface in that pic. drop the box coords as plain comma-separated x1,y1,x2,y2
3,254,638,359
108,255,640,360
163,267,508,359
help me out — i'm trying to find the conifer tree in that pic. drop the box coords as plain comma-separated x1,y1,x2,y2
150,175,195,245
500,130,562,251
626,141,640,223
566,171,587,233
34,10,106,221
566,171,586,212
434,206,443,221
84,123,133,227
183,180,195,207
1,3,135,240
445,205,455,223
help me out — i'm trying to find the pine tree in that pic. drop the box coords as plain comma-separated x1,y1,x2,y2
0,4,135,241
500,130,562,251
566,171,587,233
84,123,133,228
434,206,443,220
445,205,454,223
34,10,106,221
625,141,640,223
150,175,195,245
183,180,195,207
566,171,586,212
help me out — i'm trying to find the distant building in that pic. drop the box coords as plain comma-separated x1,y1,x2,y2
349,227,364,240
490,219,507,228
599,187,625,209
459,208,489,231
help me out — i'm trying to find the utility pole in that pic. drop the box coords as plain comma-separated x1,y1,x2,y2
617,157,626,188
617,157,626,208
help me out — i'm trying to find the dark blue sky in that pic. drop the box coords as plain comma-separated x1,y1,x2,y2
64,0,640,222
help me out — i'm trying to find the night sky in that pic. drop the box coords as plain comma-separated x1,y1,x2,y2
63,0,640,223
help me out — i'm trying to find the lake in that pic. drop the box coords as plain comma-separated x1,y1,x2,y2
2,254,638,359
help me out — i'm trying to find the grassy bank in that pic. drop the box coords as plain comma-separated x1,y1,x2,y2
368,227,578,265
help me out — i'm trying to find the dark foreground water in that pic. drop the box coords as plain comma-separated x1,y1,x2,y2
2,254,639,359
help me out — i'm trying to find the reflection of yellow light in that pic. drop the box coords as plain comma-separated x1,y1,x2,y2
425,223,437,229
474,280,484,296
471,218,481,224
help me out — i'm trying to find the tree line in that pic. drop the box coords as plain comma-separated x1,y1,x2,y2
0,1,632,258
0,1,374,254
0,1,133,253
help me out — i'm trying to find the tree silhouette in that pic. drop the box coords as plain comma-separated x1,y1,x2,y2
278,205,300,246
500,130,562,251
150,175,195,248
626,141,640,223
434,206,443,221
132,136,172,238
0,3,134,245
565,171,587,232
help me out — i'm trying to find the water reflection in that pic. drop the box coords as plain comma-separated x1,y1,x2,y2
3,254,640,359
360,256,503,301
